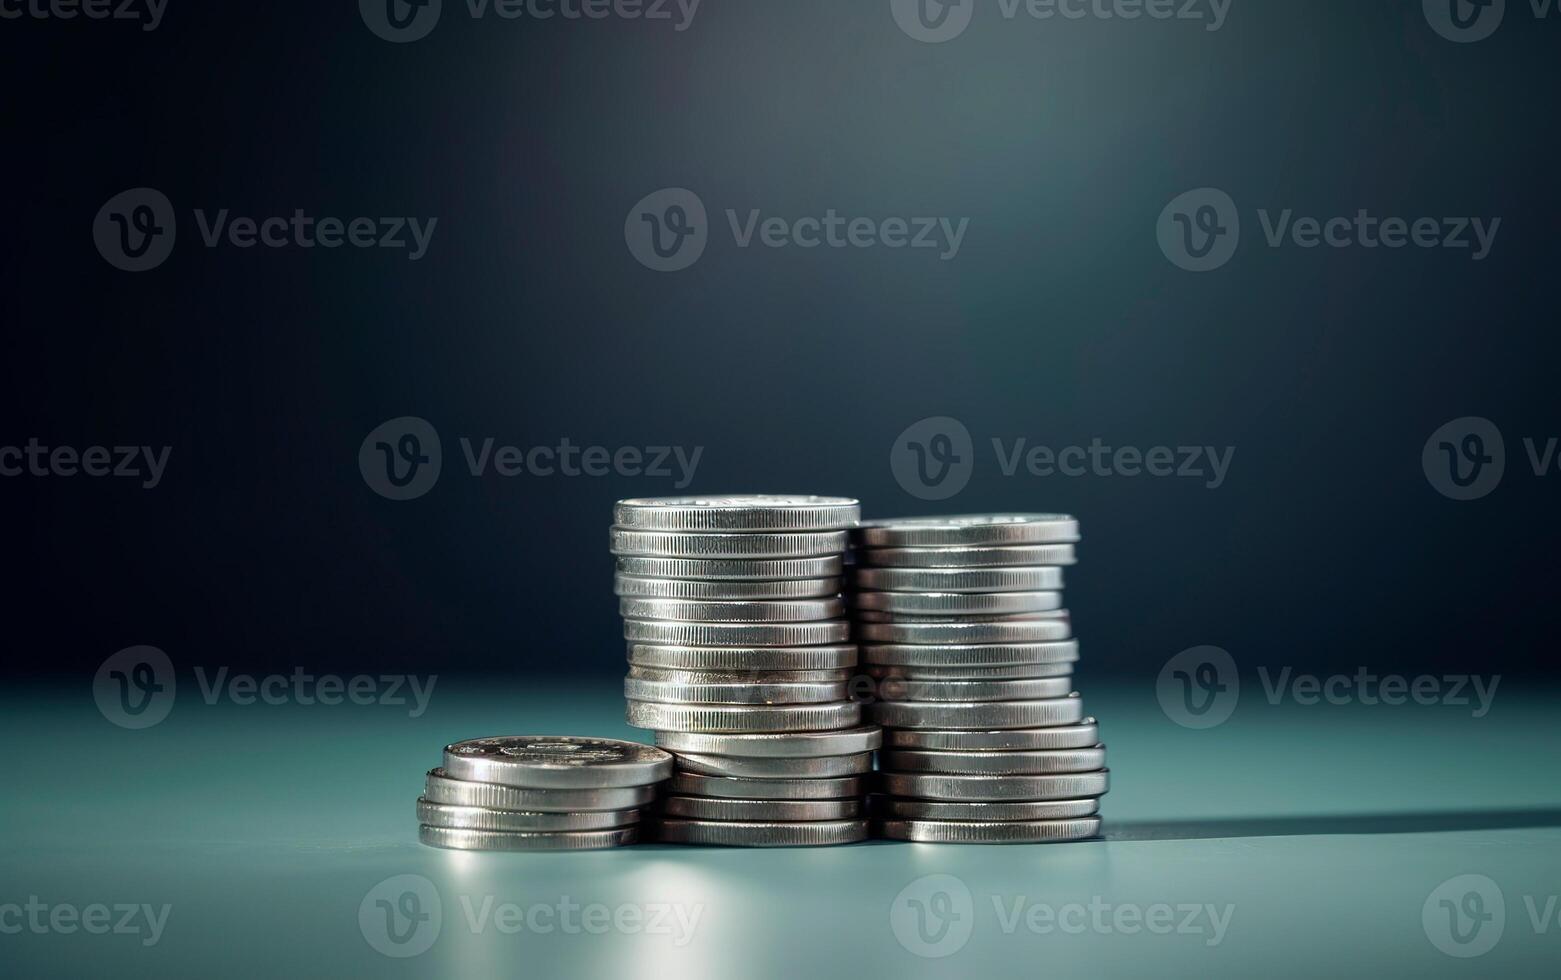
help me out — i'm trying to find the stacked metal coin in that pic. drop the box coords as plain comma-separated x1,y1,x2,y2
417,736,672,851
614,495,874,846
851,514,1109,844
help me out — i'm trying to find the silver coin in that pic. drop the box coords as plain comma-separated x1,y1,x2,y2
852,591,1063,615
655,818,868,847
630,666,852,683
880,746,1106,775
884,721,1100,751
615,574,843,600
625,699,861,734
855,514,1079,548
621,596,845,623
628,643,857,671
855,544,1077,568
610,528,848,559
654,725,882,758
625,619,851,647
869,676,1074,702
877,817,1101,844
419,824,639,851
660,796,862,821
861,640,1079,667
614,495,859,532
879,769,1110,801
623,672,849,705
424,769,657,812
442,736,673,790
876,796,1101,820
673,751,873,778
869,695,1084,730
858,620,1071,644
616,555,844,580
853,609,1068,623
862,662,1074,680
416,799,640,832
851,566,1064,594
668,772,864,800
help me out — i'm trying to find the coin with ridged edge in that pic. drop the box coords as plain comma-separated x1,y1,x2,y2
851,566,1064,594
628,643,858,671
863,662,1074,680
610,528,848,559
655,818,868,847
879,769,1110,801
418,824,639,851
874,796,1101,820
653,725,882,758
855,543,1077,568
858,620,1071,644
423,769,658,812
673,751,873,778
620,596,845,623
879,746,1106,775
614,495,859,532
854,609,1068,623
615,574,843,600
668,771,864,800
869,695,1084,730
852,591,1063,615
625,699,861,733
616,555,844,581
624,671,848,705
625,619,851,647
876,817,1101,843
883,721,1100,751
416,799,641,832
660,796,862,821
855,514,1079,548
862,640,1078,667
869,676,1074,702
441,736,673,789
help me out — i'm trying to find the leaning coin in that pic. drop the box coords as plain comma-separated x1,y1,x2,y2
419,825,638,851
616,555,844,580
855,514,1079,548
621,596,845,623
610,528,849,559
884,720,1100,751
625,620,851,647
628,643,857,671
423,769,657,812
441,736,673,789
868,696,1084,730
654,725,882,758
660,796,862,821
615,574,843,600
877,817,1101,844
625,700,861,733
614,495,860,532
852,591,1063,616
858,620,1071,644
879,769,1110,801
876,797,1101,820
854,544,1077,568
623,672,848,705
673,751,873,779
879,746,1106,775
851,566,1064,594
416,799,640,832
870,676,1075,702
668,772,864,800
861,640,1079,667
863,662,1074,680
655,818,868,847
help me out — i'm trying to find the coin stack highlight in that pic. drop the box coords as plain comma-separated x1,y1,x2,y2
851,515,1109,844
417,736,672,851
614,495,876,846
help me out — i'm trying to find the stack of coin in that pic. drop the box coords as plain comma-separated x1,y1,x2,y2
613,495,875,846
417,736,672,851
850,514,1109,844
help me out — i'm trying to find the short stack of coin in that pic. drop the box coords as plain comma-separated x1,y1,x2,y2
613,495,874,846
417,736,672,851
851,514,1109,844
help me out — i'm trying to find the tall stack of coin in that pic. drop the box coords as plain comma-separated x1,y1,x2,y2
614,495,875,846
851,515,1109,844
416,736,672,850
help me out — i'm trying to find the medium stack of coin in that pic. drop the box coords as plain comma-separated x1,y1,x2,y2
614,495,874,846
850,514,1109,844
417,736,672,851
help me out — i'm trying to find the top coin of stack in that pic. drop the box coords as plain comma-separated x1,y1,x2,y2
850,514,1110,844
